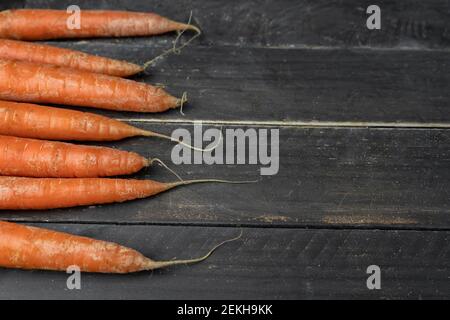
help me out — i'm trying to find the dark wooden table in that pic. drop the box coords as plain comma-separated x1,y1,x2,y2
1,0,449,299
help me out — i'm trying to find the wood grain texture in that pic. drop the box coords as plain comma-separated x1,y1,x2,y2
4,1,450,124
21,42,450,124
2,124,449,230
0,0,448,299
0,223,448,299
21,0,450,49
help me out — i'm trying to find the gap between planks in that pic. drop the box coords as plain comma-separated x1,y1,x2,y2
8,219,450,232
59,40,450,53
117,118,450,129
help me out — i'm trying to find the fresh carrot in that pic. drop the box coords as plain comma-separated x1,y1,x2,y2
0,60,182,112
0,100,143,141
0,39,143,77
0,9,200,41
0,101,210,152
0,177,246,210
0,135,150,178
0,220,241,273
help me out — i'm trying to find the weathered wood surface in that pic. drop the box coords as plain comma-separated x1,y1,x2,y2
2,1,449,124
0,223,448,300
32,42,450,124
3,124,449,230
16,0,450,49
0,0,448,299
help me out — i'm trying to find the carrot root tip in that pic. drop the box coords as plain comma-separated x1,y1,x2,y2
167,178,259,189
148,158,184,182
143,158,151,167
177,92,188,115
142,12,201,70
145,230,243,270
186,24,201,35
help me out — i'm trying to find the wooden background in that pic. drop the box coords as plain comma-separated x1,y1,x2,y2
0,0,449,299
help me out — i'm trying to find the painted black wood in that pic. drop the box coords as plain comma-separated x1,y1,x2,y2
3,1,449,123
17,42,449,124
20,0,450,49
0,1,25,10
2,124,449,230
0,223,448,299
0,0,449,299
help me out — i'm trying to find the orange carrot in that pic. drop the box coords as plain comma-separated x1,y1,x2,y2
0,101,208,153
0,135,149,178
0,100,163,141
0,100,144,141
0,177,245,210
0,60,182,112
0,9,200,41
0,39,143,77
0,220,240,273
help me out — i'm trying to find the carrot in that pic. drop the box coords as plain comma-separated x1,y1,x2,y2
0,220,241,273
0,100,142,141
0,101,211,152
0,39,143,77
0,177,248,210
0,135,151,178
0,60,182,112
0,9,200,41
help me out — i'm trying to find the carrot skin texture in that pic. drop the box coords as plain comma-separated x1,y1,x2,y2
0,100,147,141
0,60,180,112
0,9,198,41
0,39,143,77
0,220,159,273
0,177,171,210
0,135,148,178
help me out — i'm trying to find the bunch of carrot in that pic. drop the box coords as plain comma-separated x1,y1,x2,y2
0,8,240,274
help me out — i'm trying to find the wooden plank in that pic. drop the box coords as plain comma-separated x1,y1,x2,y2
0,0,25,10
20,42,450,124
22,0,450,49
0,223,448,299
3,124,449,230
